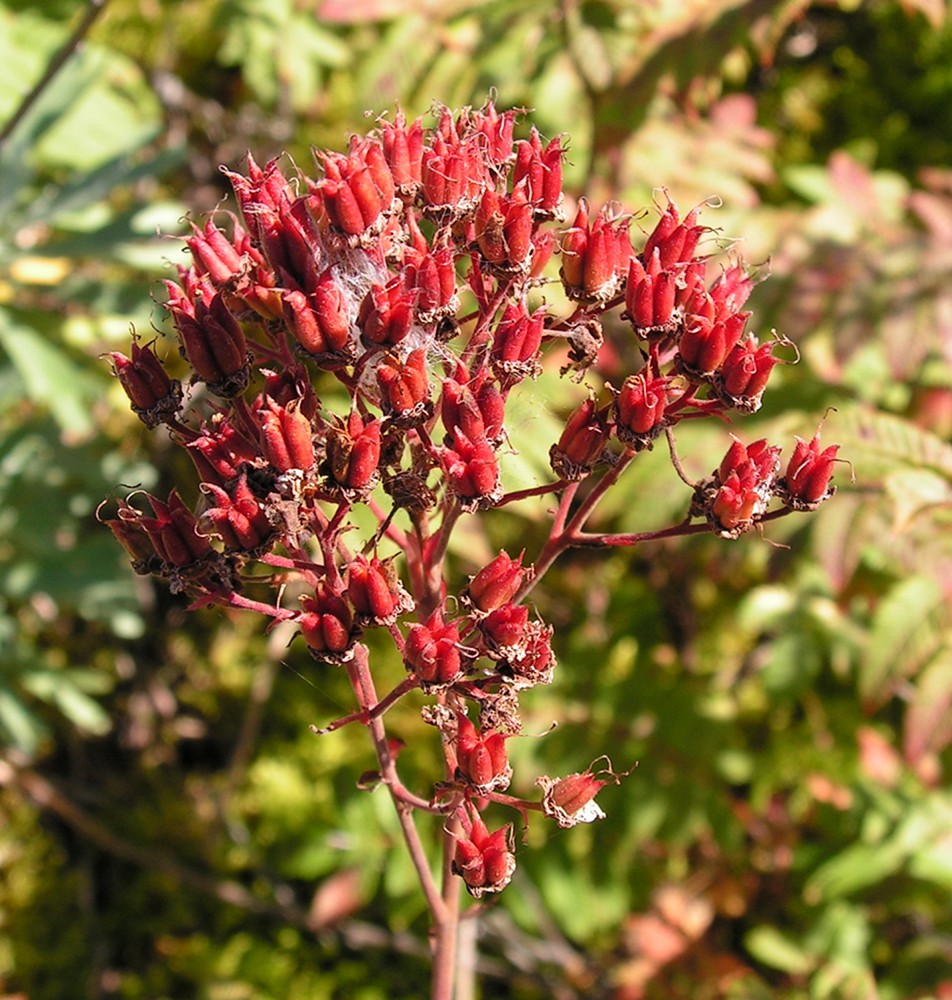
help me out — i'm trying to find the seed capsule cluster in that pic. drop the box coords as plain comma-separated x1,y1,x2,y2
104,100,837,896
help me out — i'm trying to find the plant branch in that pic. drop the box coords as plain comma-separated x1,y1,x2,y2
220,591,298,621
346,645,447,919
0,0,109,149
432,811,463,1000
419,499,461,618
495,479,568,507
519,452,635,600
311,674,418,735
574,517,702,546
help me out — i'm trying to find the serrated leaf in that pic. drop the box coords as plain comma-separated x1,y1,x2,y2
884,467,952,531
289,15,352,67
352,15,439,109
809,492,870,592
835,406,952,482
862,575,947,707
904,648,952,763
217,0,351,111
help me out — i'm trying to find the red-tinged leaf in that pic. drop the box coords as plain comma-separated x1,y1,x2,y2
810,493,869,594
857,726,902,788
904,648,952,764
835,407,952,483
827,150,879,220
316,0,433,23
898,0,946,29
623,913,685,968
653,883,713,942
307,868,363,929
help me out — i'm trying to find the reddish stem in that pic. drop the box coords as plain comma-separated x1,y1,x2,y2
433,812,462,1000
518,452,635,601
347,645,450,874
312,674,418,734
258,551,325,574
495,479,568,507
368,495,410,550
221,592,299,621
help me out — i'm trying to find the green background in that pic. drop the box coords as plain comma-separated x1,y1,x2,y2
2,1,952,997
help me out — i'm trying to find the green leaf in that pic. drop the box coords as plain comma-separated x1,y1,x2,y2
0,309,102,435
500,367,580,501
898,0,946,29
807,798,952,902
862,574,947,707
884,468,952,531
745,925,816,975
808,492,871,591
898,795,952,890
21,145,184,230
904,647,952,762
31,49,161,170
28,202,185,264
909,827,952,890
0,10,70,129
835,406,952,483
0,682,45,753
594,0,800,146
805,841,907,901
22,670,111,736
760,630,823,697
784,163,835,205
804,900,873,967
538,854,630,939
811,964,879,1000
217,0,350,111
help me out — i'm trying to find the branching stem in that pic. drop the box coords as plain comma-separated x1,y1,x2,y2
347,645,447,918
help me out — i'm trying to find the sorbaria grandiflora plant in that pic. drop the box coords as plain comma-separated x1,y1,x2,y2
103,100,839,998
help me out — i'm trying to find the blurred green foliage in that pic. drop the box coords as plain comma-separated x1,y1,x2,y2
0,3,183,753
2,0,952,998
